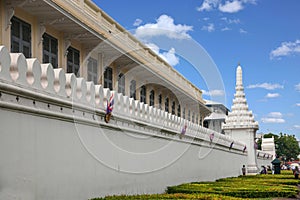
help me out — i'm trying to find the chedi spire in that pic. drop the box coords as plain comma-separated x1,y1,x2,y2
236,65,243,87
222,64,258,129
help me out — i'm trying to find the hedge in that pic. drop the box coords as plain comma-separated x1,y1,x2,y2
91,170,300,199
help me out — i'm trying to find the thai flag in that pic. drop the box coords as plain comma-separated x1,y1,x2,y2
106,93,114,114
210,133,214,142
181,124,187,135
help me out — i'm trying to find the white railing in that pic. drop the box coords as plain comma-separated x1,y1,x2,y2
0,45,246,152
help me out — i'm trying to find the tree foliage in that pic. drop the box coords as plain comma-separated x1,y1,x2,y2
276,133,300,161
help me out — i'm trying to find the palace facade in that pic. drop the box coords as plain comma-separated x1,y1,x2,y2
0,0,211,124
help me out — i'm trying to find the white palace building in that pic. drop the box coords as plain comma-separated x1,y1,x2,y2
0,0,274,199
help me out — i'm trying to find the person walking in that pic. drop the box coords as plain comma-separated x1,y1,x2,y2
294,166,299,179
242,165,246,176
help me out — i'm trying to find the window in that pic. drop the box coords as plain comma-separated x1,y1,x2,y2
183,108,186,119
158,94,162,109
130,80,136,99
177,104,181,117
118,73,125,95
192,112,195,123
43,33,58,68
149,90,155,106
140,85,146,103
203,120,209,128
104,67,113,90
11,16,31,58
188,110,191,121
87,58,98,84
171,101,176,115
165,97,169,112
67,47,80,77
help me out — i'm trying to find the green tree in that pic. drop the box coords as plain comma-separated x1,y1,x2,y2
276,133,300,161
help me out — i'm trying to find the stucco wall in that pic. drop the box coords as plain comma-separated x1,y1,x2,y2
0,108,248,200
0,45,250,199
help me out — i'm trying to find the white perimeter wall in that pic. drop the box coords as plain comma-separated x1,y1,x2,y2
0,46,252,200
0,109,247,200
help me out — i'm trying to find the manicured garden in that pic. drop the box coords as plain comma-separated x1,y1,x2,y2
91,170,300,200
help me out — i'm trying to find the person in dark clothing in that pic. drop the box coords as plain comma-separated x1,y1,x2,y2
294,166,299,179
242,165,246,176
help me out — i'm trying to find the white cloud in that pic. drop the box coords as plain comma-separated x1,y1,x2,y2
294,125,300,129
221,27,231,31
203,17,210,21
221,17,240,24
219,0,243,13
265,93,280,98
296,103,300,107
145,43,179,66
197,0,220,12
160,48,180,66
202,23,215,32
133,18,143,27
134,14,193,40
145,43,160,54
229,19,241,24
247,83,284,90
261,112,285,124
242,0,257,4
295,83,300,92
268,112,283,118
239,28,247,34
197,0,256,13
270,39,300,59
261,118,285,123
202,89,225,96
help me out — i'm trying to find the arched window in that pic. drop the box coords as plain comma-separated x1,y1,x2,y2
104,67,113,90
171,101,176,115
118,73,125,95
165,97,169,112
130,80,136,99
183,108,186,119
188,110,191,121
140,85,146,103
158,94,162,109
149,90,155,106
177,104,181,117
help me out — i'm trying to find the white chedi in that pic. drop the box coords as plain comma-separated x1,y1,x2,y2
223,65,258,129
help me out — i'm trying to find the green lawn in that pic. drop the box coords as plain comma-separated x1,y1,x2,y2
91,170,299,200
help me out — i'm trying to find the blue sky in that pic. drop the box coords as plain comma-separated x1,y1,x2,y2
93,0,300,138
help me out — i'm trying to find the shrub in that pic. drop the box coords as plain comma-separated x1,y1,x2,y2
91,170,300,199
